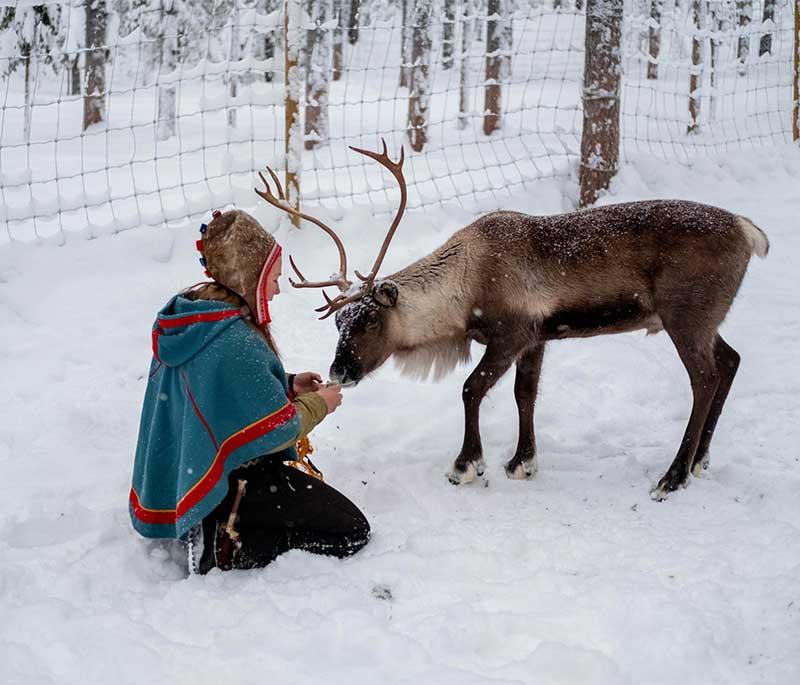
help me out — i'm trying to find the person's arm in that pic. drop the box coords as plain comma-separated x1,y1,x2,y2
292,392,328,439
266,385,341,453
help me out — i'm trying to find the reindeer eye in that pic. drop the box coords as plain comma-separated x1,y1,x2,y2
366,311,380,330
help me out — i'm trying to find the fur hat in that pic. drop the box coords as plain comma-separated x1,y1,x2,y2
200,210,281,325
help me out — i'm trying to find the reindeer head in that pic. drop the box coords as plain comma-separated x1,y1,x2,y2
328,279,400,386
255,140,407,386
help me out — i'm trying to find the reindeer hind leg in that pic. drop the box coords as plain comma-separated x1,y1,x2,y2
652,318,720,500
691,334,740,476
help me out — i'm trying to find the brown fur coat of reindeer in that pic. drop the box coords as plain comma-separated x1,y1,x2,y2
256,142,768,499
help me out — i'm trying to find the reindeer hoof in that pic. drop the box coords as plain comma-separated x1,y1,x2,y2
504,457,538,480
691,452,711,478
651,470,690,501
446,459,485,485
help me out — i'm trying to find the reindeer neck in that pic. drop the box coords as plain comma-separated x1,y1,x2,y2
390,240,470,348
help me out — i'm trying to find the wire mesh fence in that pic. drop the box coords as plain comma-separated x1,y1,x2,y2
0,0,797,243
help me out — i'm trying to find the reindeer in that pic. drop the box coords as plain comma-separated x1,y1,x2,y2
255,141,769,499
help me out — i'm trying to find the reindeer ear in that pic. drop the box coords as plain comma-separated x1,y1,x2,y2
373,280,398,308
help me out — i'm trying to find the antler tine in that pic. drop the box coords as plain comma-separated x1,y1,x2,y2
266,166,285,200
254,166,352,296
347,138,408,290
288,254,350,290
314,291,366,320
288,254,306,282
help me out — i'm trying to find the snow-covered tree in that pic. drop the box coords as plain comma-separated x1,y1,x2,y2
484,0,512,135
0,4,62,139
305,0,331,149
60,0,85,97
332,0,344,80
501,0,513,82
688,0,702,131
442,0,456,69
759,0,775,55
736,0,751,70
257,0,280,82
348,0,361,44
122,0,224,139
399,0,411,88
83,0,107,130
579,0,623,206
458,0,477,128
407,0,432,151
647,0,661,79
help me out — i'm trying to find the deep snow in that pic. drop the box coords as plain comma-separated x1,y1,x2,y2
1,145,799,684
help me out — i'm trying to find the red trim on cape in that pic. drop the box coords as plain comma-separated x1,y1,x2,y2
129,402,297,526
158,308,241,329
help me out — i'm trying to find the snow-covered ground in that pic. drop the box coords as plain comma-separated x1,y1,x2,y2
1,144,799,684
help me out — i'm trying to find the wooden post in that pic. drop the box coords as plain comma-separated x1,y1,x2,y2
579,0,623,207
284,0,302,225
794,0,799,141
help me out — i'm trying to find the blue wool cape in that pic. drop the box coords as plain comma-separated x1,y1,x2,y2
130,295,300,540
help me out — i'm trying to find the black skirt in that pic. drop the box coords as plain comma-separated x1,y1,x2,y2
196,455,370,572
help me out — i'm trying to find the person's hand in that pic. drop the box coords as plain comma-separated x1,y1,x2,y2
293,372,323,395
316,384,343,415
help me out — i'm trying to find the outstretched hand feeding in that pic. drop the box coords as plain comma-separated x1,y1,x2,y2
293,372,323,394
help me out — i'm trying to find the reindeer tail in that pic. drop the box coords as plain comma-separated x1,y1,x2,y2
736,216,770,258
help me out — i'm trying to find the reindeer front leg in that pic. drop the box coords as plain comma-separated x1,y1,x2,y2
447,341,521,485
505,342,546,480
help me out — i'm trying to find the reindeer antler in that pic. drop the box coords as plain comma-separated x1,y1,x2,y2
255,167,351,293
254,139,407,320
348,140,407,294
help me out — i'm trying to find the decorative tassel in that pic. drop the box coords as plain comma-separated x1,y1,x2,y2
286,436,324,481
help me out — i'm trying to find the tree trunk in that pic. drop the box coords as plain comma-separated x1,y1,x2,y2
23,46,31,141
459,0,476,128
400,0,411,88
348,0,360,44
305,0,331,150
710,3,721,120
407,0,432,151
333,0,344,80
736,0,751,72
157,3,178,141
229,2,240,128
759,0,775,56
647,0,661,80
688,0,701,132
579,0,623,207
264,0,277,82
83,0,107,131
501,0,512,81
69,55,81,96
793,0,799,141
443,0,456,69
483,0,503,135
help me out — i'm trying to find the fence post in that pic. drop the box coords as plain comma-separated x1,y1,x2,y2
579,0,623,207
284,0,302,226
794,0,799,141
